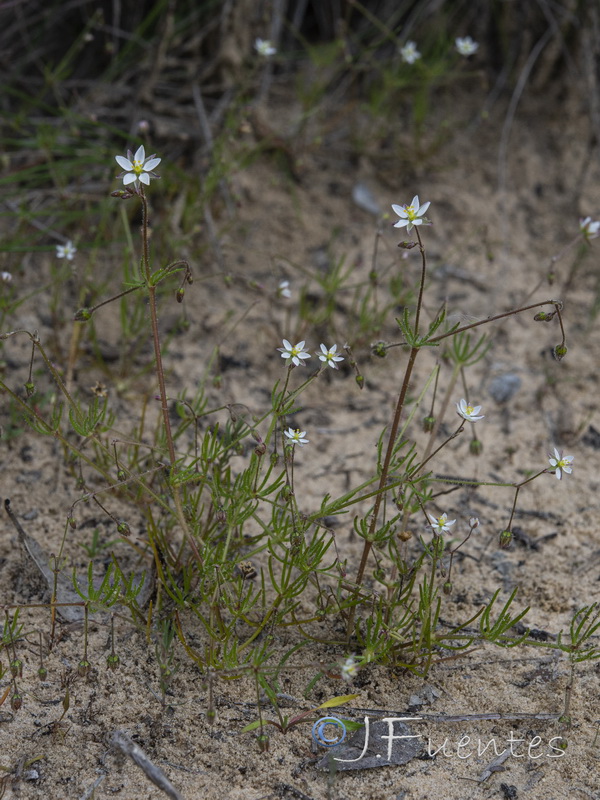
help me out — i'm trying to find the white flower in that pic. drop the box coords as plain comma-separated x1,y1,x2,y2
456,398,484,423
56,241,77,260
255,38,276,57
548,448,574,480
278,339,311,367
579,216,600,240
340,655,358,682
317,343,344,369
469,517,480,529
455,36,478,56
1,271,12,282
392,195,431,233
277,280,291,299
115,145,161,188
400,41,421,64
427,512,456,534
284,427,309,446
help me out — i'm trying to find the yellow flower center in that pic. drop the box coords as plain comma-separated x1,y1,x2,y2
133,159,144,175
466,405,474,414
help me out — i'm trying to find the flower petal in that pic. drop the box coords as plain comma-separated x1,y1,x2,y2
115,155,133,170
144,157,161,171
134,144,146,162
123,173,137,185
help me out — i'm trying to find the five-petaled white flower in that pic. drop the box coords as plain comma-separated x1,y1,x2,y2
548,448,574,480
392,195,431,233
340,655,358,682
56,241,77,260
277,280,291,299
580,216,600,240
284,427,309,446
400,41,421,64
115,145,161,188
317,343,344,369
278,339,311,366
255,38,276,57
457,398,484,423
428,512,456,534
1,271,12,282
455,36,479,56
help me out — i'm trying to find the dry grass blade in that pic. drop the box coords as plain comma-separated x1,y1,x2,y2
111,731,184,800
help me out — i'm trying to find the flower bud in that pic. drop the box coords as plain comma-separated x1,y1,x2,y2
38,665,48,681
257,733,270,753
397,530,413,542
469,517,480,529
422,415,436,433
534,311,555,322
74,308,92,322
107,654,120,672
10,659,23,678
24,382,35,398
11,693,22,711
499,530,512,549
117,521,131,536
176,288,185,303
110,189,134,200
355,374,365,389
553,344,568,361
68,516,77,529
398,241,418,249
117,469,127,482
470,439,483,456
371,341,387,358
78,659,91,677
443,581,452,596
254,442,267,456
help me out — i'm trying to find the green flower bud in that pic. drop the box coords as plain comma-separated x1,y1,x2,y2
117,521,131,537
470,439,483,456
499,530,513,549
423,415,436,433
74,308,92,322
78,659,91,677
553,344,568,361
257,733,270,753
107,654,120,672
10,659,23,678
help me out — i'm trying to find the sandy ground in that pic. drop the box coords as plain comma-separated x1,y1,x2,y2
1,78,600,800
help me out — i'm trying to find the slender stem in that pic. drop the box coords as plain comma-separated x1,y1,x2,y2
353,345,420,591
429,299,563,344
413,228,426,336
138,190,199,560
